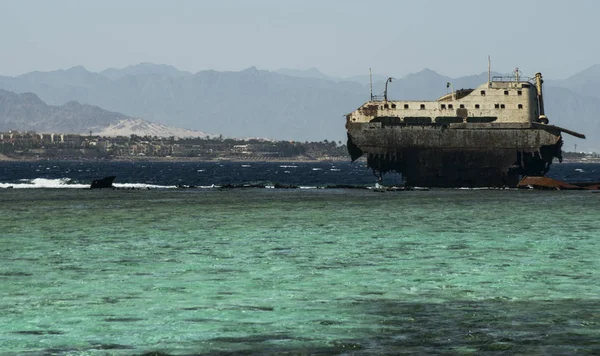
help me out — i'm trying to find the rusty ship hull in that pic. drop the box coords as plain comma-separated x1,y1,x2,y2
347,123,563,187
345,71,584,188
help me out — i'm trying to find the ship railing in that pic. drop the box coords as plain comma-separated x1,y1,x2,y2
370,94,385,101
492,75,534,82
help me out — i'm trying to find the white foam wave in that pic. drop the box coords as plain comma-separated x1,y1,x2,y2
0,178,179,189
280,165,297,168
0,178,88,189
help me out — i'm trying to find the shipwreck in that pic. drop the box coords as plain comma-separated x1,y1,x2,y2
345,67,585,187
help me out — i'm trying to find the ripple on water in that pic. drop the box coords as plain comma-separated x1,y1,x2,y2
0,189,599,355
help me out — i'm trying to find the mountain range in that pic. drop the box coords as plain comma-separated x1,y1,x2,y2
0,63,599,151
0,89,209,138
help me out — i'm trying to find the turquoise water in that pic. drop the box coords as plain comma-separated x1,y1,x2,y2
1,189,599,355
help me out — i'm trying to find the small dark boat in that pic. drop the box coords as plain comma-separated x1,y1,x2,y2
90,176,116,189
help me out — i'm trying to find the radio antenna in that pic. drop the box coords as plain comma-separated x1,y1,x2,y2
369,68,373,100
488,55,491,87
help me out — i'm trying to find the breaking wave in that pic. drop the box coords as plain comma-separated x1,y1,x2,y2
0,178,88,189
0,178,178,189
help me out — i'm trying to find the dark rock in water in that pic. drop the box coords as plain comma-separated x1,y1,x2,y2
90,176,116,189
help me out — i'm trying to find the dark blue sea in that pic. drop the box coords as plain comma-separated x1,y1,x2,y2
0,160,598,188
1,161,599,355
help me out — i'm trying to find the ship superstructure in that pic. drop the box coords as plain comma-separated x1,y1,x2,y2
345,69,585,187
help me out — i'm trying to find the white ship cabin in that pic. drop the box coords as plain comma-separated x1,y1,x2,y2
348,73,544,126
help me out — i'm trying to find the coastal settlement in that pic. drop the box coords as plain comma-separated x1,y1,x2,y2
0,131,349,161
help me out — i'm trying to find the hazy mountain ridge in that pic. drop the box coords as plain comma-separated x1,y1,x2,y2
0,63,598,151
0,89,128,133
100,62,192,80
275,67,332,80
0,65,367,141
0,89,209,138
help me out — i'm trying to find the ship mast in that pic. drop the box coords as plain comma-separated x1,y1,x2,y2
488,55,491,87
369,68,373,100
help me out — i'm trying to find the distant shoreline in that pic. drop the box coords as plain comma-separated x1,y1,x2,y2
0,155,357,163
0,153,597,164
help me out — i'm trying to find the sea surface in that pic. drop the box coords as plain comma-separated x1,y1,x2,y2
1,161,599,355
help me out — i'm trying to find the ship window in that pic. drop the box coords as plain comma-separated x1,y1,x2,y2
459,104,465,108
522,84,531,88
420,104,425,110
391,104,396,109
500,104,506,109
517,90,522,96
404,104,409,109
448,104,454,109
504,90,509,95
384,104,389,109
441,104,446,109
480,90,486,96
494,104,500,109
475,104,480,109
518,104,523,109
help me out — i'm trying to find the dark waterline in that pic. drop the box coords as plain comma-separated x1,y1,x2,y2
0,161,598,188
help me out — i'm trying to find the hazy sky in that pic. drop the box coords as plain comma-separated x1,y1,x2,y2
1,0,598,79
